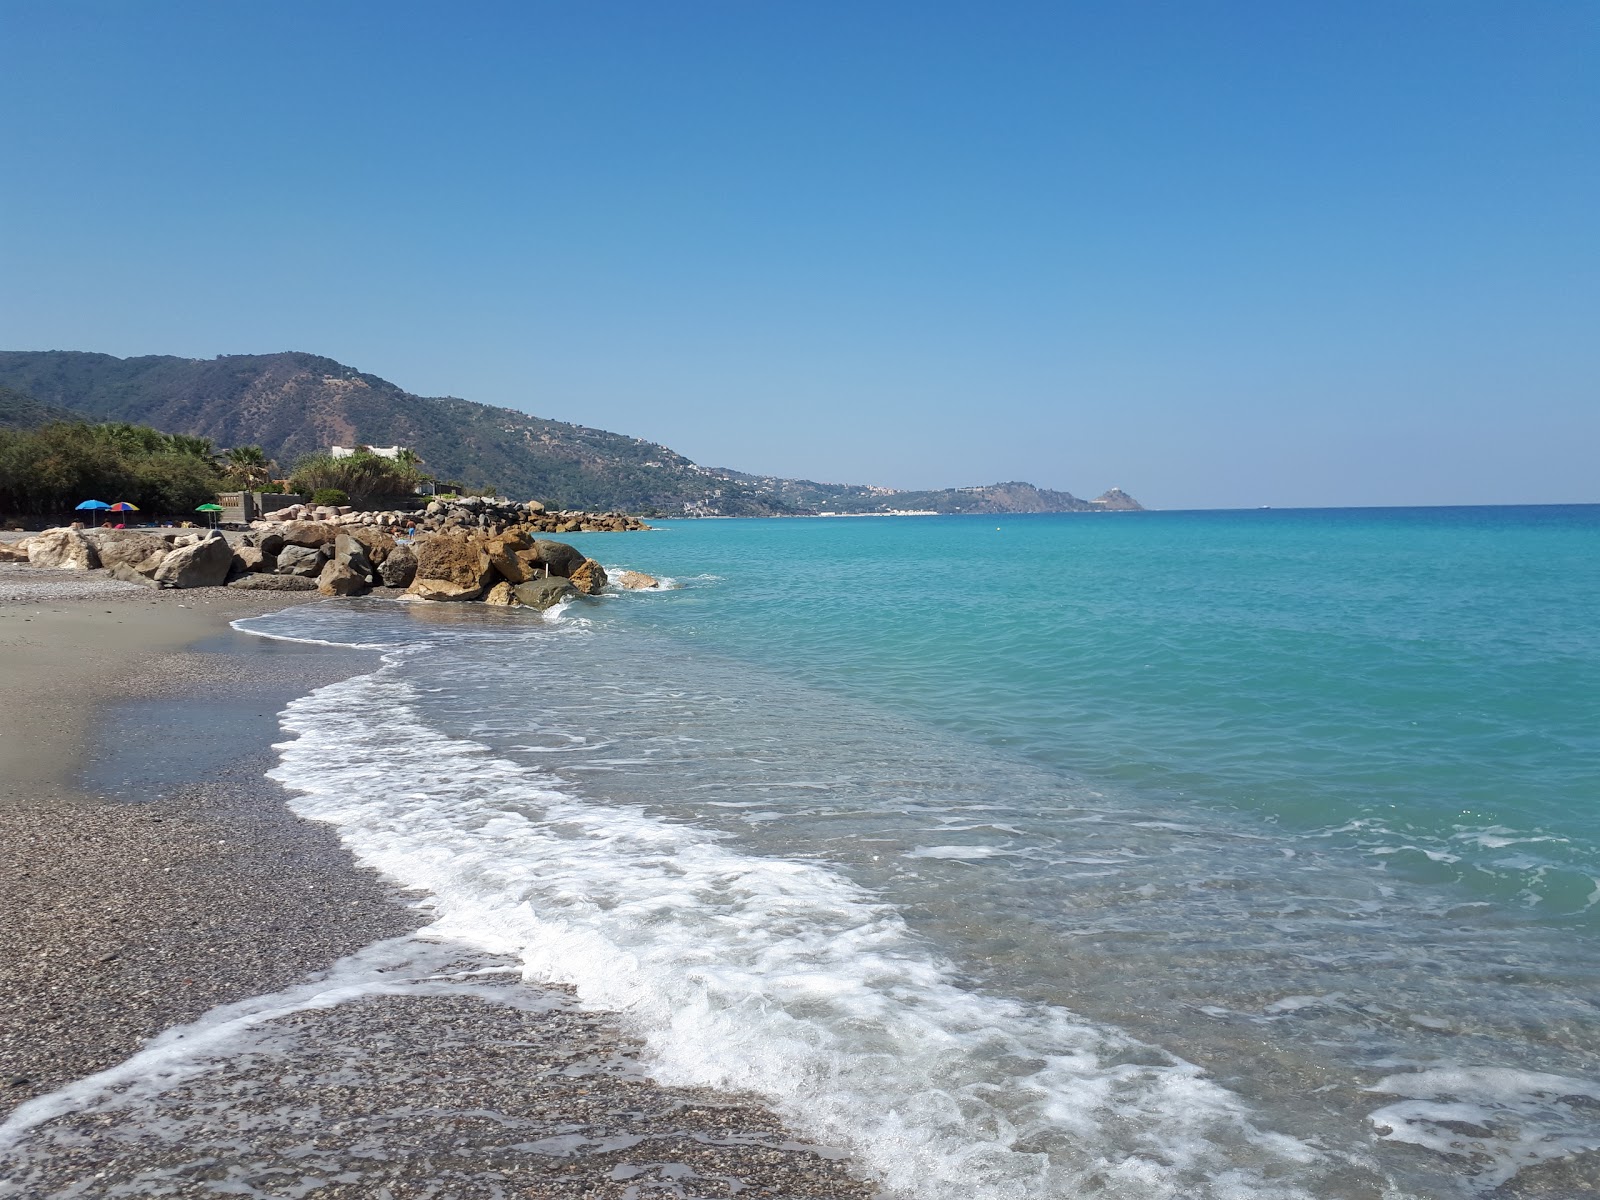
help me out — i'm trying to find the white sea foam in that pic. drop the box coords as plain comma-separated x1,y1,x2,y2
260,669,1329,1200
1368,1067,1600,1189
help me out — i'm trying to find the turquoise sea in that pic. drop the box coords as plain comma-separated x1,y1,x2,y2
241,505,1600,1198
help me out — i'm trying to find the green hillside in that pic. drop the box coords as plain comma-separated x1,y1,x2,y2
0,351,1141,516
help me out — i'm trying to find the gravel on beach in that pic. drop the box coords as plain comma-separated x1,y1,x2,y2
0,569,881,1198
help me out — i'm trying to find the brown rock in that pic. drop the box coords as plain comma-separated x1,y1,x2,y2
231,545,275,575
406,577,485,602
0,540,32,563
277,521,340,549
482,581,517,606
344,526,395,565
568,559,608,595
483,530,534,583
412,532,492,591
317,560,369,597
616,570,660,590
85,531,169,571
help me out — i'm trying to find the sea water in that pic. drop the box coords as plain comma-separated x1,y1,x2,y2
235,506,1600,1198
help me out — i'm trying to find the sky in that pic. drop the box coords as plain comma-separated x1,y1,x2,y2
1,1,1595,509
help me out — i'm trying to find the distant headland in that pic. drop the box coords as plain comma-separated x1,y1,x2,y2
0,350,1141,518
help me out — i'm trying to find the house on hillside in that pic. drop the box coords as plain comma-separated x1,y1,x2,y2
330,444,420,463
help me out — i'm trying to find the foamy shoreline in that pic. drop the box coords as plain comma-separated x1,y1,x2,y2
0,568,880,1197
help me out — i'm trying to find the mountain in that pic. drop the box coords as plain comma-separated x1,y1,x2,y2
0,351,1142,516
715,470,1142,515
0,383,85,430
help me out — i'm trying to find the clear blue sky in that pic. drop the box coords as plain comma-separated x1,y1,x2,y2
2,1,1595,508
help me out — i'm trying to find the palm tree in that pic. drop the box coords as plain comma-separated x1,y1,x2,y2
224,444,274,488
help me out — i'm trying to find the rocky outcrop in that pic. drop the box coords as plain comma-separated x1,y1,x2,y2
528,540,587,578
482,581,516,606
343,526,395,565
85,530,168,571
256,496,649,536
317,559,368,596
107,562,162,588
227,573,318,591
568,559,607,595
277,521,340,549
407,576,485,602
412,531,492,592
275,544,325,578
332,533,374,579
483,531,535,583
378,544,417,589
231,544,275,575
616,570,661,590
28,528,99,570
152,531,234,588
511,577,576,610
0,539,31,563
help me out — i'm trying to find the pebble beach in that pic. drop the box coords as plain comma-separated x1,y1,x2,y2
0,557,879,1198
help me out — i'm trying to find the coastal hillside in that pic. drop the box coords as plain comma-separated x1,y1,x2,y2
0,384,83,430
718,470,1143,514
0,351,1141,515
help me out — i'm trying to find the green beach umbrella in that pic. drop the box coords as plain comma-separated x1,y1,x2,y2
196,502,224,528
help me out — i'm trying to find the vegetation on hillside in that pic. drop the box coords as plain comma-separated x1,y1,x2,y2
0,384,84,430
0,421,226,518
0,351,1142,515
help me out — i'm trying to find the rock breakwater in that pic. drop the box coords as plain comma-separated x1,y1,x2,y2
2,497,653,609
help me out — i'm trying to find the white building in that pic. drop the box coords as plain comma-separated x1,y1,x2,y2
330,445,414,462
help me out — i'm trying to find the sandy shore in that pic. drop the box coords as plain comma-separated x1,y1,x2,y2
0,565,878,1198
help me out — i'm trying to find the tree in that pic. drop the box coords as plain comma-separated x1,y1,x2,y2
223,444,275,489
288,449,426,507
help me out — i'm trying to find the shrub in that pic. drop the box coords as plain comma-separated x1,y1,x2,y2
311,488,350,506
290,451,426,508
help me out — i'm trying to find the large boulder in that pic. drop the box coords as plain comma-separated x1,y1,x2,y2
413,532,492,591
406,577,485,602
275,544,326,578
343,526,395,565
228,573,318,591
28,528,100,570
528,540,586,577
257,530,287,557
568,558,608,595
231,545,276,575
85,530,168,571
616,570,661,590
277,521,340,549
107,562,162,589
378,544,417,589
511,576,577,611
152,531,233,588
317,559,369,597
332,533,374,580
0,540,30,564
484,530,535,583
482,580,516,606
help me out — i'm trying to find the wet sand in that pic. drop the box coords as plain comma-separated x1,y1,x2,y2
0,565,878,1198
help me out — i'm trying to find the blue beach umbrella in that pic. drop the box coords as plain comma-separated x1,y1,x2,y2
75,499,110,526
